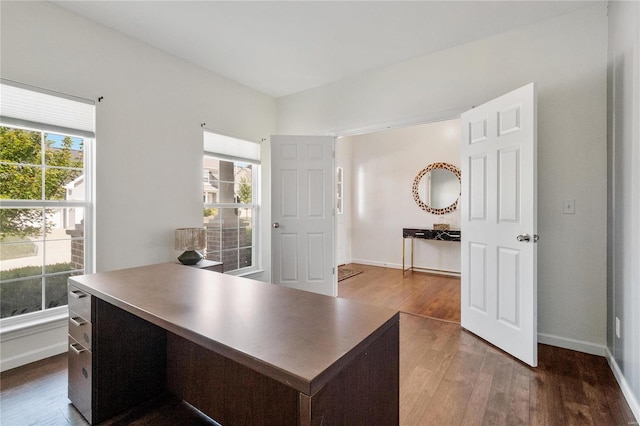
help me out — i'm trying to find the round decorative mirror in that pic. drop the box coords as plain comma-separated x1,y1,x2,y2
412,162,461,215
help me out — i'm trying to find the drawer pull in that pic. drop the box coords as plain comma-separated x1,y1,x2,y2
69,342,87,355
70,316,87,327
69,290,88,299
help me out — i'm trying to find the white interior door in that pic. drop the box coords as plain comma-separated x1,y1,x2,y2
460,83,538,367
271,135,336,297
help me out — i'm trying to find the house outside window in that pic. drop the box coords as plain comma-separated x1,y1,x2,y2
0,79,94,324
203,131,260,274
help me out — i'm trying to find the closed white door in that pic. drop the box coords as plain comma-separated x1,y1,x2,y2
460,83,538,367
271,135,336,297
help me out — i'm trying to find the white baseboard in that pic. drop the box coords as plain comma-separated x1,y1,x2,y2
351,258,400,269
0,313,68,372
0,341,67,372
350,258,461,277
537,332,606,356
606,348,640,423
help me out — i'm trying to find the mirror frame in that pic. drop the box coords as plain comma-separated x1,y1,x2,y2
412,162,461,215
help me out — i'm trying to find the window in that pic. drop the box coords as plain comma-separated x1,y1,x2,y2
203,131,260,274
0,79,94,322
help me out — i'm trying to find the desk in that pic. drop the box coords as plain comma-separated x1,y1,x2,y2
402,228,461,274
68,263,399,425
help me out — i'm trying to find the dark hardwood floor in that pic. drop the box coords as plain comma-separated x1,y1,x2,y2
1,264,636,425
339,263,461,322
0,353,217,425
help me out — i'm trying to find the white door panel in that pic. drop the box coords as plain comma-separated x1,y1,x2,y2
461,83,537,367
271,136,336,297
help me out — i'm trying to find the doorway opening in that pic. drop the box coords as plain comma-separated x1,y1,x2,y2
335,118,461,322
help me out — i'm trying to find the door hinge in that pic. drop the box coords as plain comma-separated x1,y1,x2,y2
333,267,335,275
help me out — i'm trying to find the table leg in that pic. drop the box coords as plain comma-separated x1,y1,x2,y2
411,238,414,272
402,238,405,274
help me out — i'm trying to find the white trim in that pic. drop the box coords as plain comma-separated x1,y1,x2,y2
537,332,606,356
350,258,461,277
331,106,468,138
231,269,265,280
0,311,68,372
0,125,93,336
203,154,261,274
606,348,640,423
0,338,67,372
0,308,68,342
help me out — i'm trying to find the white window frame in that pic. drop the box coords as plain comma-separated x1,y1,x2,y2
0,80,94,333
203,132,261,276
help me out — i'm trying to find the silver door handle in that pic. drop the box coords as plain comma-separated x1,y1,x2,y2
272,223,280,229
516,234,531,242
533,234,540,243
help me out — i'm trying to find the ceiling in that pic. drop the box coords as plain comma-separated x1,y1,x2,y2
53,1,595,98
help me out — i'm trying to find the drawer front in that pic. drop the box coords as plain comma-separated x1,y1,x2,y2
403,228,435,239
68,336,92,423
69,311,92,348
68,285,91,321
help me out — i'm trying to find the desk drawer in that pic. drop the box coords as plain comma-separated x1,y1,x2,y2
69,311,92,348
68,285,91,321
68,336,92,422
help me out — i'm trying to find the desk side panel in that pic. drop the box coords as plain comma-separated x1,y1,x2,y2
92,299,167,424
167,332,299,425
311,320,399,425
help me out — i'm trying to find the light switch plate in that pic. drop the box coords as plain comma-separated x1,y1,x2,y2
562,199,575,214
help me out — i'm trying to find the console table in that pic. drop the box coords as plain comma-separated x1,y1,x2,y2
68,263,399,425
402,228,461,274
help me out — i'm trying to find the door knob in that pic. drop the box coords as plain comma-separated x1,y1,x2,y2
516,234,531,242
272,223,280,229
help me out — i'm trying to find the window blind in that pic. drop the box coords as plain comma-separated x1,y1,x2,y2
203,130,260,163
0,79,95,138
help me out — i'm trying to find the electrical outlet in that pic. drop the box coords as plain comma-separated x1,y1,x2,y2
616,317,621,338
562,199,576,214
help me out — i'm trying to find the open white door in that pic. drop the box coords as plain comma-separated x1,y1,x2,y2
271,135,336,297
461,83,538,367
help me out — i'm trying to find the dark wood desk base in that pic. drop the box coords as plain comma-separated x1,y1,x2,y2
79,298,398,425
167,324,398,425
69,264,399,425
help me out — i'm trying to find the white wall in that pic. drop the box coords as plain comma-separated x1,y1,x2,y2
607,0,640,419
339,119,461,273
278,5,609,354
0,1,276,370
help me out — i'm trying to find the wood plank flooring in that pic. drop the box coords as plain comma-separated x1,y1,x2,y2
399,314,636,425
0,353,217,425
0,264,636,425
339,263,461,322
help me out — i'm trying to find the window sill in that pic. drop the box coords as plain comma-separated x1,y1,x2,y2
0,308,69,343
227,269,265,280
